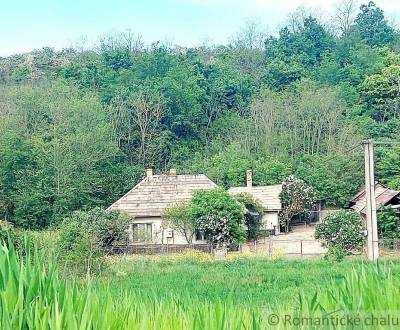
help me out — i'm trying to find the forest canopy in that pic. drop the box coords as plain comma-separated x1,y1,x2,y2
1,1,399,229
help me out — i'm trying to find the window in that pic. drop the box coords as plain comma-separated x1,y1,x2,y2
195,230,205,241
132,223,152,242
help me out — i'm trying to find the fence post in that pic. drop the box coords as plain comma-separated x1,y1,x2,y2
300,240,303,259
268,235,272,258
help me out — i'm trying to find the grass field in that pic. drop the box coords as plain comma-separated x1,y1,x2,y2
102,252,366,307
1,245,400,329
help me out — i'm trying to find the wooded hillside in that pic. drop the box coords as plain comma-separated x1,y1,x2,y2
1,1,399,229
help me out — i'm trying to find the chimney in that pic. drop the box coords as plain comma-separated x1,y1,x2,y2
146,168,153,177
169,168,177,176
246,170,253,188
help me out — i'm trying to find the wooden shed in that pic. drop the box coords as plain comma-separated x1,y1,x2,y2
350,182,400,216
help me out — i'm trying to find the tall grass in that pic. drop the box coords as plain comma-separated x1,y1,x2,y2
0,241,399,329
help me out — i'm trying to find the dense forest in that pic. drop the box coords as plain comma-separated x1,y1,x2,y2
1,1,400,229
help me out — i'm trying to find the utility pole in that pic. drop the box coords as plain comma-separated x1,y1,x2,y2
363,140,379,261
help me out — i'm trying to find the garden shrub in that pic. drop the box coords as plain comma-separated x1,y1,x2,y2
324,245,347,262
377,206,400,239
279,175,316,232
191,189,245,244
64,207,131,247
57,208,131,274
315,210,365,256
234,193,264,241
0,220,32,255
58,221,103,274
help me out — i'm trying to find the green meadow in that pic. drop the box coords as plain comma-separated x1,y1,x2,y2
2,244,400,329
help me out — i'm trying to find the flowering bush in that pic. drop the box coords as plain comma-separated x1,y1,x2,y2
315,210,365,254
279,175,316,232
191,189,245,243
196,214,231,247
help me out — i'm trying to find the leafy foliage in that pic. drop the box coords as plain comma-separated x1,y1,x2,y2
377,206,400,239
191,189,245,244
1,1,400,229
57,208,130,273
315,210,365,254
279,176,316,232
234,193,264,241
354,1,396,47
163,203,196,244
196,214,232,247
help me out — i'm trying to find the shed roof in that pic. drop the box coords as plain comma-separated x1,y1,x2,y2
228,184,282,211
350,183,400,214
108,174,218,217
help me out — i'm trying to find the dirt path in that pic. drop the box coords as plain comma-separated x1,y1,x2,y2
242,225,327,258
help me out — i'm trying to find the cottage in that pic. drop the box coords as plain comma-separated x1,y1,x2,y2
228,170,282,234
350,182,400,217
108,169,218,244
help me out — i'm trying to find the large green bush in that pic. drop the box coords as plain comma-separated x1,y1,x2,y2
315,210,365,255
0,220,32,255
279,175,316,232
377,206,400,239
191,189,245,244
57,208,131,274
233,193,264,241
63,207,131,247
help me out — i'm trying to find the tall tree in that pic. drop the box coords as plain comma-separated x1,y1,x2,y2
353,1,396,47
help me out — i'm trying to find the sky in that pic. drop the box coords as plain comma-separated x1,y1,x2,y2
1,0,400,56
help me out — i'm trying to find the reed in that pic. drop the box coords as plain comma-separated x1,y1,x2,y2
1,241,399,329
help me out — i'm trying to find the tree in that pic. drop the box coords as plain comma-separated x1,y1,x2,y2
377,145,400,190
279,175,316,232
377,206,400,239
163,203,196,244
315,210,365,254
333,0,359,36
196,214,232,247
113,90,165,166
191,189,245,244
265,16,334,71
353,1,396,47
0,134,34,223
234,193,264,241
296,154,363,207
230,18,267,50
253,157,292,186
245,82,357,159
361,65,400,121
0,83,134,229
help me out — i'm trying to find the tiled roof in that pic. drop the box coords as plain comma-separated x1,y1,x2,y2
228,184,282,211
108,174,218,217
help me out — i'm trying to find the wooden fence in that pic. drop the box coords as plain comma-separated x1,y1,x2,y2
107,243,212,255
241,238,327,258
379,239,400,258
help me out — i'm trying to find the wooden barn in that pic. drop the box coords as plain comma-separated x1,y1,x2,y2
108,169,218,244
350,182,400,217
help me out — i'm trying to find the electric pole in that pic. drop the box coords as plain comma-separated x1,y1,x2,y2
363,140,379,261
